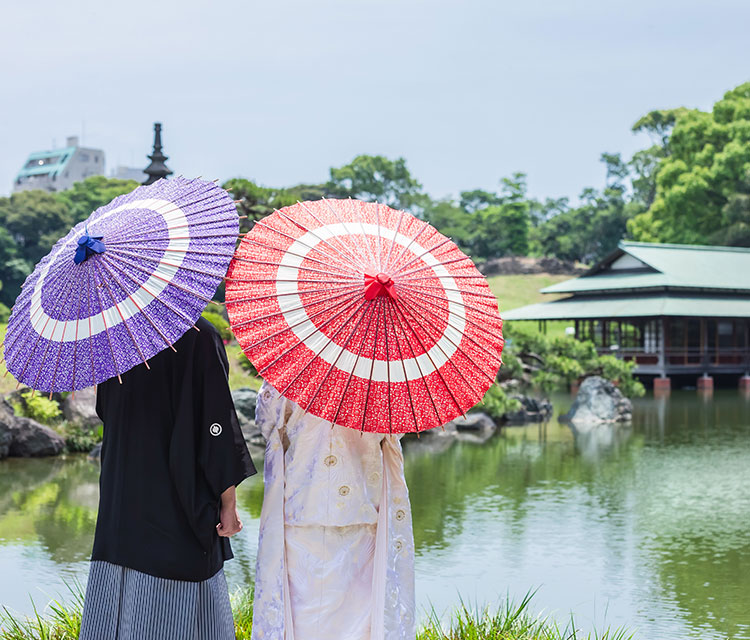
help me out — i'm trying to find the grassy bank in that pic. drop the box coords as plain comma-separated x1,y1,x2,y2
0,586,634,640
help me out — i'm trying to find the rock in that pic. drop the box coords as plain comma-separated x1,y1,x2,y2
451,412,497,443
560,376,632,428
504,394,553,425
0,417,11,459
402,421,458,454
7,417,65,457
89,443,102,460
232,388,258,427
62,387,100,430
240,420,266,448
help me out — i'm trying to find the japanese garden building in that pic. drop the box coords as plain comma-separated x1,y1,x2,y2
503,242,750,390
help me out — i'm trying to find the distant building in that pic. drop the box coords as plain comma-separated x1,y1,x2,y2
13,136,105,193
503,242,750,389
111,166,148,183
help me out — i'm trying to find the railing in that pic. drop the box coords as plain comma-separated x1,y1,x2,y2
595,347,750,370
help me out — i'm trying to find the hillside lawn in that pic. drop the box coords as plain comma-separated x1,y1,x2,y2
487,273,573,339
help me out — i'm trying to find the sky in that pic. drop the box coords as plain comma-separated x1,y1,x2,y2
2,0,750,203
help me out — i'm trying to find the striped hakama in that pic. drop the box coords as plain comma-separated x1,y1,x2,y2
79,561,236,640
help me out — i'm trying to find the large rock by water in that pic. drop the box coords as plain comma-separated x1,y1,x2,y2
504,394,553,424
0,417,11,459
560,376,632,428
7,417,65,457
62,387,100,430
451,413,497,443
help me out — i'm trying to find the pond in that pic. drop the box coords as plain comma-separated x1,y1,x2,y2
0,390,749,639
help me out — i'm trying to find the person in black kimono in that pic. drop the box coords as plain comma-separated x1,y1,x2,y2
79,316,256,640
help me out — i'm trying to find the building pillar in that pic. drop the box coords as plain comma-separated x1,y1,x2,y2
654,376,671,396
697,374,714,394
740,375,750,392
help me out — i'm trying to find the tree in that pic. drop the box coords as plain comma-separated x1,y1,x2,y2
628,83,750,246
326,155,424,211
0,190,72,266
222,179,327,232
56,176,139,224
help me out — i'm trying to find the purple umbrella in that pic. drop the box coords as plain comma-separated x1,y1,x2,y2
3,177,238,393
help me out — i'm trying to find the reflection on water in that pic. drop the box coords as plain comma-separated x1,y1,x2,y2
0,391,748,639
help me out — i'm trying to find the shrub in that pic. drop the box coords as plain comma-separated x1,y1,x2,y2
57,422,104,453
14,391,62,425
202,310,232,342
0,302,10,323
477,384,521,419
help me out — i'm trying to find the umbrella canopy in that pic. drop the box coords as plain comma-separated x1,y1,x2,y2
3,177,238,392
226,198,504,433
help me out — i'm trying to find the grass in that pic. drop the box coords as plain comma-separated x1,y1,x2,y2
0,584,635,640
486,273,574,339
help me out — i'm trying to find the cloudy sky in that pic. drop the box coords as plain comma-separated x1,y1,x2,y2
2,0,749,201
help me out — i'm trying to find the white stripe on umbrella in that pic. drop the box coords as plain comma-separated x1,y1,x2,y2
29,198,190,341
275,222,467,383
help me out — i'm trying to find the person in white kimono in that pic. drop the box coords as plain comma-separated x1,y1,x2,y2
251,381,416,640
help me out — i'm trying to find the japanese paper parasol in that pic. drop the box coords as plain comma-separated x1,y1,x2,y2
3,177,238,393
226,198,504,433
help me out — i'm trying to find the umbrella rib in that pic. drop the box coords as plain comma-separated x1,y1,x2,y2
14,277,70,387
381,295,392,434
277,206,363,272
256,294,364,376
397,281,498,300
277,295,374,399
385,302,421,433
98,258,176,352
391,300,465,418
383,219,433,276
39,268,83,392
396,295,495,391
250,219,361,273
102,203,237,243
359,299,383,433
236,240,356,277
375,202,383,272
100,254,198,336
386,300,443,427
225,257,359,280
350,199,379,272
244,290,363,352
30,268,80,391
230,285,361,329
84,267,96,387
90,267,122,384
397,284,502,317
398,290,503,356
301,299,378,418
100,252,214,304
70,271,84,391
301,199,369,269
397,255,476,280
226,282,360,306
383,208,406,274
107,247,227,280
331,301,379,428
227,276,360,286
390,236,458,278
95,262,151,370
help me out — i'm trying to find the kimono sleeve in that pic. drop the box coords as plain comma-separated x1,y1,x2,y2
194,328,256,498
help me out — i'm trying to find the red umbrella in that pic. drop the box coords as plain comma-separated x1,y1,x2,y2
226,198,503,433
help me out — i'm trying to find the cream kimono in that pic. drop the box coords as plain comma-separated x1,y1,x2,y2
251,382,416,640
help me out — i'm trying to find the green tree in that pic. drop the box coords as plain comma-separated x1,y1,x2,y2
326,155,424,211
56,175,139,224
0,190,72,265
629,83,750,246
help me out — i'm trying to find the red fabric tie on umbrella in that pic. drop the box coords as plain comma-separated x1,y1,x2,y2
364,272,398,301
226,198,504,433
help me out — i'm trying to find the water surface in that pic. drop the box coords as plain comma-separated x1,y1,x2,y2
0,390,748,639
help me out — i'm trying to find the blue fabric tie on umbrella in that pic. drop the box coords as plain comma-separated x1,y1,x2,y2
74,231,106,264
